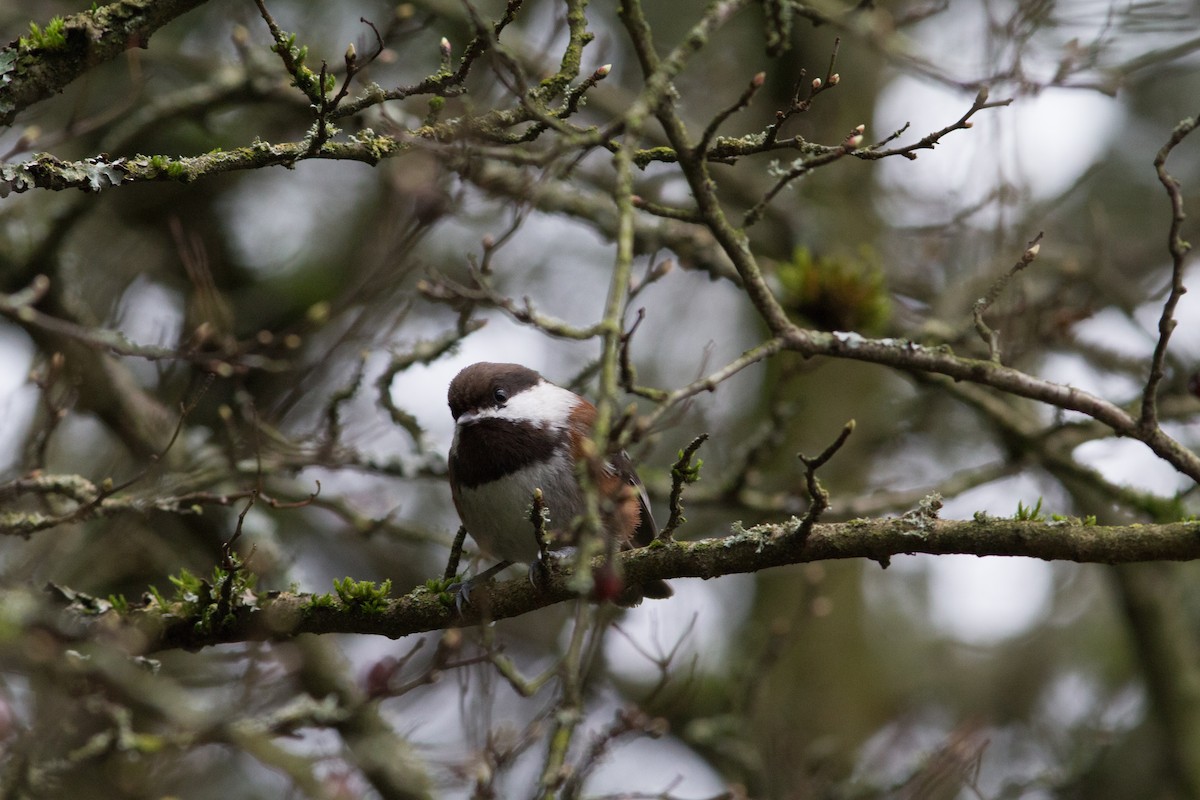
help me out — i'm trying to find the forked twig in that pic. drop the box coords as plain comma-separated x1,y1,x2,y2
792,420,855,542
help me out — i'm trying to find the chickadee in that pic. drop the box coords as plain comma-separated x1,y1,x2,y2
447,362,672,602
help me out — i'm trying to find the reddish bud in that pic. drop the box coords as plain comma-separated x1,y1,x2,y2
365,656,398,698
592,565,625,603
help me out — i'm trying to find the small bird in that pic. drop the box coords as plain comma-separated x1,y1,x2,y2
447,362,672,603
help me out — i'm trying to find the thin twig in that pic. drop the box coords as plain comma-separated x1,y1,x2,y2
763,38,841,147
857,86,1012,162
791,420,855,543
537,602,591,797
696,72,765,156
443,526,468,581
972,232,1044,363
1141,115,1198,430
660,434,709,540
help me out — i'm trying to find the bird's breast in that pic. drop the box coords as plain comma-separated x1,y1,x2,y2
450,418,563,488
453,450,584,563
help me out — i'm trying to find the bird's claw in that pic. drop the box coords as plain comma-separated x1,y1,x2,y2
446,560,513,615
446,578,477,615
527,558,551,591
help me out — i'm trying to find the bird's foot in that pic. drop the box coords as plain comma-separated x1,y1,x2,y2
527,558,551,591
447,560,512,615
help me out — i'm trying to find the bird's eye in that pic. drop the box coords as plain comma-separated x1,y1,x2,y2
493,388,508,405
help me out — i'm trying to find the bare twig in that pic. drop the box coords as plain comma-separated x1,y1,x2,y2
634,337,787,427
743,141,852,227
856,86,1013,162
1141,115,1198,430
972,232,1044,362
763,38,842,147
418,272,602,341
375,322,487,447
0,276,288,373
696,72,765,157
537,602,591,797
322,351,369,453
618,307,647,393
791,420,856,543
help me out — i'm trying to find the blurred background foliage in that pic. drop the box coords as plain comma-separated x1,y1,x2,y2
2,0,1200,797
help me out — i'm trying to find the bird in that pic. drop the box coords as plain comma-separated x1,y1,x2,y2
446,361,672,604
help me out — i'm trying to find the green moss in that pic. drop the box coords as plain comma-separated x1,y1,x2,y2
152,559,257,634
423,576,455,593
302,592,336,611
423,96,446,126
333,577,392,614
1050,513,1099,526
1013,498,1045,522
19,16,67,51
146,584,168,609
673,451,704,482
168,567,205,602
423,576,458,606
776,246,891,334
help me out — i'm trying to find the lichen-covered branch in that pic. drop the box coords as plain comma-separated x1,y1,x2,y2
66,518,1200,654
0,0,213,127
0,132,406,194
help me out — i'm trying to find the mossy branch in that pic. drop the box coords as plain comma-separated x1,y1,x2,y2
1,0,213,127
55,518,1200,653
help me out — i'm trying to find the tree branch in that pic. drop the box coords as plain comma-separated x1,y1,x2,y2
1142,114,1198,430
0,0,212,128
68,518,1200,654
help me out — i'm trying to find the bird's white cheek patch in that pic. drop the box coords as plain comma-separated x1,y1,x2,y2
459,381,577,429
